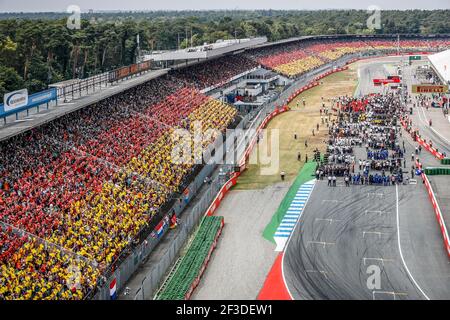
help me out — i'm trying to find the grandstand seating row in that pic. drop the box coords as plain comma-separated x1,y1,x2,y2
0,75,236,300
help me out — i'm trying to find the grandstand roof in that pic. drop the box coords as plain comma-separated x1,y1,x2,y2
428,49,450,84
0,69,169,142
145,37,267,61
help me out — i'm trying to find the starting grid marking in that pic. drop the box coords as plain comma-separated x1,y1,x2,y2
363,257,394,266
314,218,342,224
274,180,315,252
322,199,343,204
362,231,390,238
305,270,331,279
364,210,385,216
367,192,384,198
307,241,336,248
372,291,408,300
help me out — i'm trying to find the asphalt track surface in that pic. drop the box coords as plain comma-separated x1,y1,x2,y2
354,57,403,98
191,183,289,300
403,62,450,156
283,56,450,300
283,179,450,300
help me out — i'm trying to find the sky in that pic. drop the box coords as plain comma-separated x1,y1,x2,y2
0,0,449,12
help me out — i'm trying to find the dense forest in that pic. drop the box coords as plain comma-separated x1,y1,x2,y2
0,10,449,96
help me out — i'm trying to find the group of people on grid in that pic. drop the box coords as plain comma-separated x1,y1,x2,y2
320,171,403,187
321,92,407,187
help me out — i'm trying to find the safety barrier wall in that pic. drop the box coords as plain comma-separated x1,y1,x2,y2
204,172,240,216
313,66,349,82
416,136,445,160
421,173,450,259
239,105,290,170
400,117,445,161
416,159,450,258
286,83,320,104
154,216,224,300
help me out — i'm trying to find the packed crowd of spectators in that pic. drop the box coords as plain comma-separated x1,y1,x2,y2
171,55,259,90
245,38,450,78
0,74,237,300
1,35,449,300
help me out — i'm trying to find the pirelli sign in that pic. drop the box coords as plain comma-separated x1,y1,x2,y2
412,85,449,93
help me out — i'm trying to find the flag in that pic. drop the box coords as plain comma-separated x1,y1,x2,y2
170,214,178,229
155,220,166,239
110,278,117,300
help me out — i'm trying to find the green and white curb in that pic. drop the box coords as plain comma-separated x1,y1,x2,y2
274,179,316,252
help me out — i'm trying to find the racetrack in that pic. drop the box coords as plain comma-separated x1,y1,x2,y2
283,56,450,300
191,182,289,300
283,179,450,300
354,56,404,98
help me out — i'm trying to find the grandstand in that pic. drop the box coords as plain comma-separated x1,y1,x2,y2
0,75,237,300
1,34,450,300
245,37,450,78
144,37,267,63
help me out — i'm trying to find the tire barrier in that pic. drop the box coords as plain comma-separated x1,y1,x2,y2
424,167,450,175
442,158,450,165
155,216,224,300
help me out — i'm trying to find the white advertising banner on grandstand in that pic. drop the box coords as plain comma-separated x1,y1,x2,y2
3,89,28,112
428,49,450,84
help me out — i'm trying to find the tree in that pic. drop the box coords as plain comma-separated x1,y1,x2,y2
0,65,25,97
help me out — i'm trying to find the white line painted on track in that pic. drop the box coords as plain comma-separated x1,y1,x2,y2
307,241,335,248
305,270,330,279
372,291,408,300
367,192,384,197
395,184,430,300
362,231,389,238
365,210,384,215
417,105,450,148
363,257,394,266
